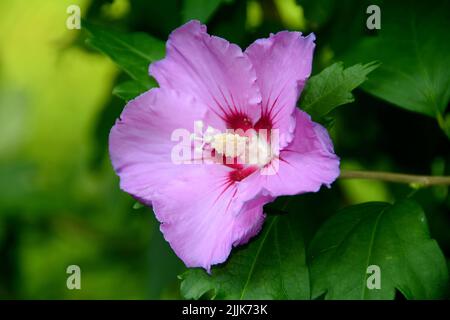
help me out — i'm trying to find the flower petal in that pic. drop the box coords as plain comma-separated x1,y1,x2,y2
152,165,272,271
231,194,273,247
241,109,340,197
109,87,210,204
150,20,261,129
245,31,315,147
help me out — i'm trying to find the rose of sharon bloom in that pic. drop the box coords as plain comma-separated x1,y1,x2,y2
109,20,340,271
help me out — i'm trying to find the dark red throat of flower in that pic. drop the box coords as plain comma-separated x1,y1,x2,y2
226,113,254,131
229,166,258,182
222,113,273,182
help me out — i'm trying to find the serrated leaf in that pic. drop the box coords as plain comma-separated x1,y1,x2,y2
182,0,234,23
180,213,310,300
113,80,153,101
300,62,378,122
83,21,164,88
309,200,448,300
342,0,450,118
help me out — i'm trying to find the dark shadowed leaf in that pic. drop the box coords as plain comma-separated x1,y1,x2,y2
309,200,448,299
342,0,450,118
182,0,234,23
296,0,336,27
180,213,310,299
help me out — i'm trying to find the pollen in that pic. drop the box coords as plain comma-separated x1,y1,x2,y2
211,133,248,158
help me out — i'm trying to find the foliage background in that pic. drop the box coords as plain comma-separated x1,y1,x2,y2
0,0,448,299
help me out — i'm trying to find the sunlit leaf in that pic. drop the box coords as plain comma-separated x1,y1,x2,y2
300,61,378,121
309,200,448,299
84,21,164,88
113,80,153,101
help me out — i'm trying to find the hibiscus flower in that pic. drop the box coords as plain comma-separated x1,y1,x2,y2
109,20,340,271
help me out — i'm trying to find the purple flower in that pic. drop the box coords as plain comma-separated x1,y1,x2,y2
109,20,340,271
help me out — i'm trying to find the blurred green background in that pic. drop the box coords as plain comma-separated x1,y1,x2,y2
0,0,448,299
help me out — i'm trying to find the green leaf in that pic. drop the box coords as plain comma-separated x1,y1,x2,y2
342,0,450,118
113,80,154,102
309,200,448,299
83,21,165,88
180,213,310,300
182,0,234,23
300,62,379,122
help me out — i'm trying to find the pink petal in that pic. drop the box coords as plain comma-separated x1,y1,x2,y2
245,31,315,147
241,109,340,197
231,194,273,247
109,87,211,204
150,20,262,130
152,165,272,271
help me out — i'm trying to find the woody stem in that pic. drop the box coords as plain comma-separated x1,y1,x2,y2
339,169,450,187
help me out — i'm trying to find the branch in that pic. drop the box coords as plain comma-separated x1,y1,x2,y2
339,169,450,187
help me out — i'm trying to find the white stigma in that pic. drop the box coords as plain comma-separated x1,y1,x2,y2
210,133,248,158
190,121,276,168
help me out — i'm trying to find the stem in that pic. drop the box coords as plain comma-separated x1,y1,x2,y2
340,169,450,187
